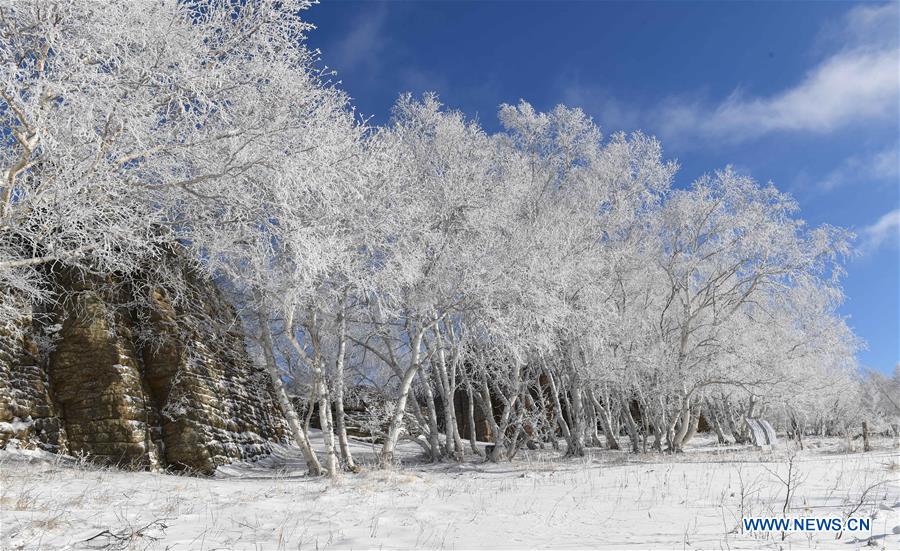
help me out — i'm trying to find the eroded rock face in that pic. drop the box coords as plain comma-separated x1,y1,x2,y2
0,313,65,453
139,280,288,472
0,269,288,474
48,277,163,469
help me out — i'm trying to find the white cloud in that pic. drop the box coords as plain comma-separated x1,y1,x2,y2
397,66,448,97
325,5,390,76
560,3,900,148
826,2,899,51
559,81,643,134
863,209,900,252
818,144,900,192
321,6,456,103
658,49,898,145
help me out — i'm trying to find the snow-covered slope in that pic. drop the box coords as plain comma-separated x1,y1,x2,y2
1,435,898,550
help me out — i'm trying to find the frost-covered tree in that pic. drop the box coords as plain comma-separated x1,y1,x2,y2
2,0,868,472
1,0,362,475
1,0,324,320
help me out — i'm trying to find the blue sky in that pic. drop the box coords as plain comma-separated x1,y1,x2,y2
305,0,900,374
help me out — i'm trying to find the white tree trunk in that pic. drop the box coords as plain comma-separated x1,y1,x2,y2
481,362,522,461
568,380,587,457
671,395,693,451
257,312,321,476
542,364,573,444
420,373,444,461
705,399,728,444
680,402,702,447
311,358,339,477
332,297,356,471
285,310,338,477
619,397,641,453
589,390,621,451
430,327,465,460
381,327,426,466
465,381,484,456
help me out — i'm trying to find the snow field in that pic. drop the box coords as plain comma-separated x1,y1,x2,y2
1,436,898,550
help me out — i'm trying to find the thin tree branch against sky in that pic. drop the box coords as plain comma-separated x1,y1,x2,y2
306,0,899,374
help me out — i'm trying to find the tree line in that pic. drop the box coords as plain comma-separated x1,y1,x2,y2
2,1,892,477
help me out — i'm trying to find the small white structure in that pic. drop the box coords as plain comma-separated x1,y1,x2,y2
758,419,778,445
745,417,778,448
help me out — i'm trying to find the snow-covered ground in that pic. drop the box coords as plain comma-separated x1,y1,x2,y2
1,433,898,550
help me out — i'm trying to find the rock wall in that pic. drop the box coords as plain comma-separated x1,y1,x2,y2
48,277,163,468
0,315,66,453
139,280,289,472
0,270,288,474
